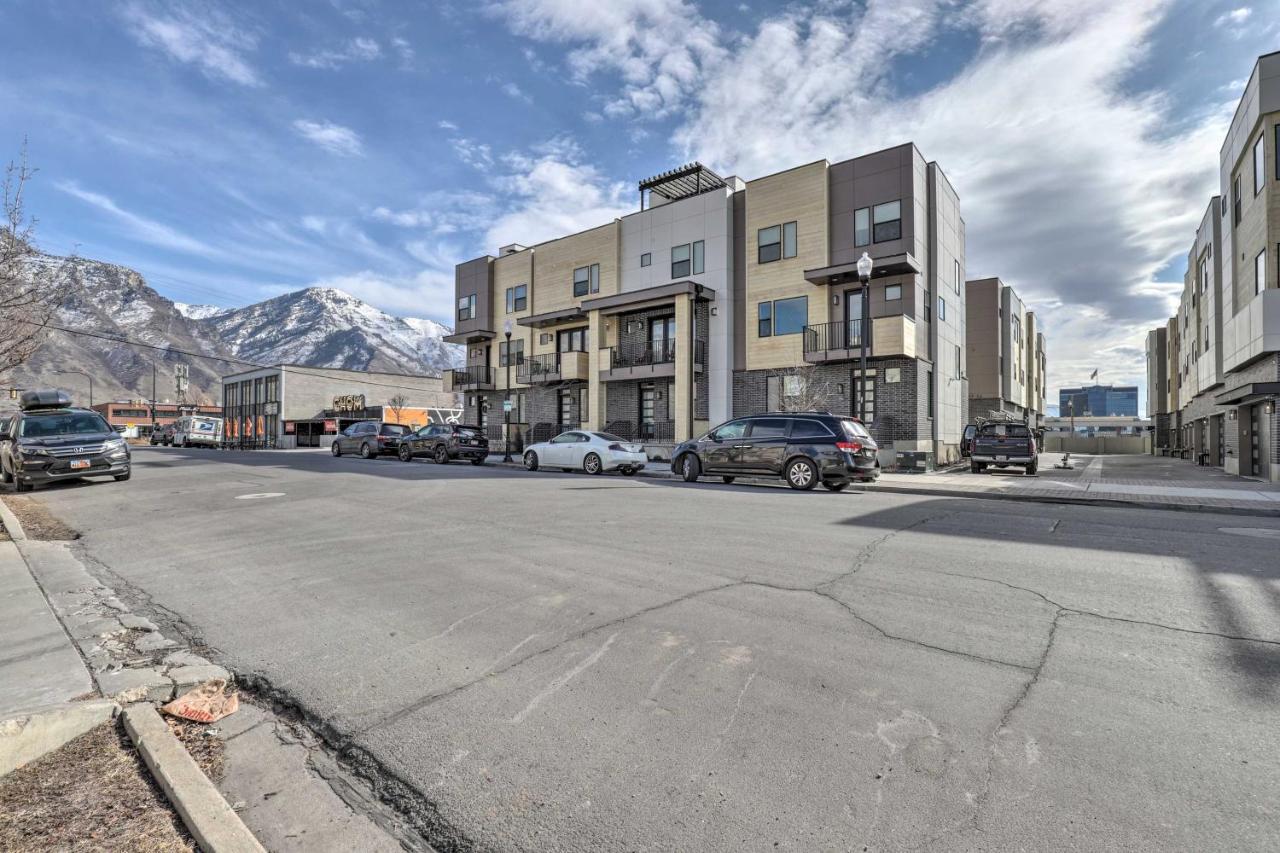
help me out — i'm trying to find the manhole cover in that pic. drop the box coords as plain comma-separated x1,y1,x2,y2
235,493,286,500
1217,527,1280,540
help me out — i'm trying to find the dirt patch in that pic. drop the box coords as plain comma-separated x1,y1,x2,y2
1,495,79,540
0,720,196,852
165,717,225,782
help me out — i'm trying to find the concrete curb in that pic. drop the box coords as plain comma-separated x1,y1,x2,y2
0,496,27,541
0,700,119,777
122,703,265,853
864,483,1280,517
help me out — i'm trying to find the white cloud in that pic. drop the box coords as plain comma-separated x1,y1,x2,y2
437,119,459,131
56,181,220,257
289,37,381,69
450,137,494,169
292,119,364,156
121,1,261,86
1214,6,1252,26
502,81,533,103
302,268,456,318
390,36,415,66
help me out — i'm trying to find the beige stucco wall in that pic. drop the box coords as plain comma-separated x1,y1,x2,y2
531,222,620,316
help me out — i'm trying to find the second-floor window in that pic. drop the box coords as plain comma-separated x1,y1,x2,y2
757,223,796,263
498,338,524,367
1254,134,1266,195
457,294,476,321
873,201,901,242
505,284,527,313
573,264,600,297
757,296,807,336
671,241,704,278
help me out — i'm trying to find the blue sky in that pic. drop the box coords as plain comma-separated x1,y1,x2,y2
2,0,1278,412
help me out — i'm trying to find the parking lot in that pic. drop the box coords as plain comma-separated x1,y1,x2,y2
24,446,1280,852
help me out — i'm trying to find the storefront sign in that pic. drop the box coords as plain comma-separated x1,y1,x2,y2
333,394,366,412
323,419,338,432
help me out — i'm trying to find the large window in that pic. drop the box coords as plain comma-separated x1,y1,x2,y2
671,241,705,278
573,264,600,297
757,296,808,336
854,208,870,247
558,327,586,352
1257,248,1267,296
1254,134,1266,195
757,301,772,337
505,284,527,313
758,225,781,263
498,338,524,367
873,201,901,242
457,294,476,321
782,222,797,259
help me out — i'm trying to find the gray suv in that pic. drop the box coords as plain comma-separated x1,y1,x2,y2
1,390,131,492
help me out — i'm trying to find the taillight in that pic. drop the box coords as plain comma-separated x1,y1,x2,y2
836,441,862,453
608,443,624,451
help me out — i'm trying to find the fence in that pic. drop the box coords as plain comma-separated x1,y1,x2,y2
1042,434,1150,455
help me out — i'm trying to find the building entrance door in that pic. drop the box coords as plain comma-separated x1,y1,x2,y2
639,383,656,439
1250,404,1262,477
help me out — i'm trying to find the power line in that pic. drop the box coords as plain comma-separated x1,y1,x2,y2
15,319,451,396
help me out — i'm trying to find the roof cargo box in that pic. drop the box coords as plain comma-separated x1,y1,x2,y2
20,389,73,411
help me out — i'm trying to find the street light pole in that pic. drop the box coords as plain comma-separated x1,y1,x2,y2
856,252,873,422
55,370,93,408
502,319,513,463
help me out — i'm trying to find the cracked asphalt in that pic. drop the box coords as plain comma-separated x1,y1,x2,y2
26,447,1280,852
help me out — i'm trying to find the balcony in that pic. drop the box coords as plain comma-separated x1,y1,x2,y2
803,321,867,363
444,366,495,392
601,340,705,381
516,350,590,385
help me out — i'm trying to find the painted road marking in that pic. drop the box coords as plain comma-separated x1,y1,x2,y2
235,493,286,500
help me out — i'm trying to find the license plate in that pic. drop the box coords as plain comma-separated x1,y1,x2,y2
69,459,91,470
995,455,1008,462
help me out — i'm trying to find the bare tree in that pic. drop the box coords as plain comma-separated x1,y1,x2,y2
387,393,409,423
0,144,63,379
766,364,842,413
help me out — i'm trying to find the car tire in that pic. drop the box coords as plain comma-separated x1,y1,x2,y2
524,451,539,471
680,454,701,483
470,457,484,466
113,472,131,482
399,445,413,462
434,445,450,465
823,480,848,492
583,453,603,475
331,442,342,457
1026,461,1038,476
360,442,373,459
721,476,735,484
970,461,982,473
785,457,818,491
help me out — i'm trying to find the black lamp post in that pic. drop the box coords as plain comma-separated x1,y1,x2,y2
856,252,873,422
502,319,513,463
56,370,93,408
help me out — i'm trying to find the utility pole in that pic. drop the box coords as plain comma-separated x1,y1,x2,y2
151,362,157,432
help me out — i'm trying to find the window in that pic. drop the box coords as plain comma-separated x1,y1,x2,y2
1257,248,1267,296
937,296,946,321
926,370,934,419
709,420,748,441
955,344,961,374
590,263,599,293
498,338,524,367
790,419,833,438
854,208,870,247
954,259,961,294
872,201,901,242
1233,176,1241,225
640,252,651,267
782,222,797,259
1204,327,1210,354
693,240,705,274
672,244,691,277
505,284,527,313
758,225,781,263
884,284,901,301
457,294,476,321
758,302,771,337
573,266,590,297
558,327,586,352
772,296,808,335
852,372,875,421
1254,134,1266,195
747,418,789,438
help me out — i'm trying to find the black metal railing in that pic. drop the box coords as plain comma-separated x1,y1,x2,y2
603,419,673,443
448,366,495,387
517,353,561,384
803,320,864,355
611,339,676,369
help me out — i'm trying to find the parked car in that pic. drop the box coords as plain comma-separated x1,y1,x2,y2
330,421,410,459
523,431,646,475
671,412,879,491
0,389,131,492
148,424,167,445
398,423,489,465
961,424,977,458
172,415,223,448
970,421,1038,475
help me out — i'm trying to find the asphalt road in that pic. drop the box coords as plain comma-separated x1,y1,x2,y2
26,447,1280,852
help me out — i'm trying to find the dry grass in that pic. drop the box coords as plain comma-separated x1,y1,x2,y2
0,721,196,852
1,495,79,540
165,717,225,782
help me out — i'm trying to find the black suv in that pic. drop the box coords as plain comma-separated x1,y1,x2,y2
672,412,879,491
397,423,488,465
1,390,131,492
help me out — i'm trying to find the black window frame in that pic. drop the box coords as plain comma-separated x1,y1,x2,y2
573,265,590,297
782,221,797,259
558,327,587,352
671,243,691,278
457,294,476,321
1233,176,1242,225
1257,247,1267,296
884,283,901,301
872,201,901,243
758,225,781,264
505,283,527,313
854,207,870,247
757,301,772,338
770,295,808,337
640,252,651,268
498,338,525,367
1254,133,1266,196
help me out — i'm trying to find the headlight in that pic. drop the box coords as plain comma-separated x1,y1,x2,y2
105,437,127,450
21,446,51,457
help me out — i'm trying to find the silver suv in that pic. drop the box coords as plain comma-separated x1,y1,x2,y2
0,390,131,492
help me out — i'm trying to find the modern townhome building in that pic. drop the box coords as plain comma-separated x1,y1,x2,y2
964,277,1047,425
444,143,968,468
1145,51,1280,480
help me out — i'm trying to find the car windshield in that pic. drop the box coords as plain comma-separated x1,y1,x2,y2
20,411,111,438
979,423,1030,437
840,419,872,440
455,427,480,438
381,424,409,435
593,433,626,442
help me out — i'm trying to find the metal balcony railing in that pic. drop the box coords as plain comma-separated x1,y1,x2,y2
602,420,674,443
517,353,560,384
611,339,676,369
447,366,496,388
803,321,868,362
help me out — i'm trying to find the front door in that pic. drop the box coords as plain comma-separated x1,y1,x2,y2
558,390,575,429
639,383,656,440
737,417,791,474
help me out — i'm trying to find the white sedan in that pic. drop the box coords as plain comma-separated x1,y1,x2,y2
523,430,647,475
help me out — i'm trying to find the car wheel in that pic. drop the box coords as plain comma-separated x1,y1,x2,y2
583,453,602,475
360,442,373,459
680,454,701,483
399,445,413,462
113,472,131,482
721,476,735,484
1026,461,1038,476
823,480,848,492
524,451,539,471
470,457,484,466
434,445,449,465
970,461,981,473
331,442,342,457
785,457,818,491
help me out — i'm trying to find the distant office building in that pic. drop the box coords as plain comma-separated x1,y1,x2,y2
1058,384,1139,418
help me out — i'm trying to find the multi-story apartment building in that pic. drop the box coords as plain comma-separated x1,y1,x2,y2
964,278,1047,424
1145,327,1169,447
444,144,968,468
1145,51,1280,480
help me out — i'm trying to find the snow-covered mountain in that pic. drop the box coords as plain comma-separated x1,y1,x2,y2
9,253,462,403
